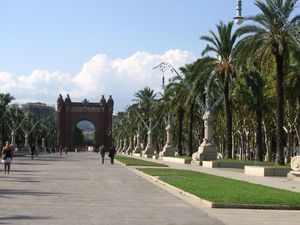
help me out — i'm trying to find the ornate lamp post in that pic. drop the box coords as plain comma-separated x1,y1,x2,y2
235,0,299,49
159,113,175,157
132,126,142,155
131,102,157,158
192,72,223,163
234,0,244,24
154,62,176,157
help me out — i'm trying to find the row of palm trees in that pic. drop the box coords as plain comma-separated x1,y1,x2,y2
0,93,56,150
113,0,300,165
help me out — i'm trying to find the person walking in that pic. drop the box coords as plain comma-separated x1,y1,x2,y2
99,145,105,164
1,141,13,174
109,145,116,164
59,146,63,156
30,144,35,160
65,147,68,156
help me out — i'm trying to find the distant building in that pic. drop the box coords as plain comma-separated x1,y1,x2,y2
9,103,22,109
21,102,56,120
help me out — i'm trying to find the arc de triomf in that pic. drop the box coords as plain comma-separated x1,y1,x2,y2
56,94,114,151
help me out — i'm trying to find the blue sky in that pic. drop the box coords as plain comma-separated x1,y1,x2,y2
0,0,261,112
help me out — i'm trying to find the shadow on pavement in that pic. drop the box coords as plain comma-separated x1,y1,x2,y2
0,189,60,197
13,162,49,166
0,215,51,221
14,180,40,183
10,170,41,173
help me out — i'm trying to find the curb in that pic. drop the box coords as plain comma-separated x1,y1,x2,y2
131,167,213,209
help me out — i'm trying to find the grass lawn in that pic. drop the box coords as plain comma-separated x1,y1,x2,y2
115,155,168,167
138,168,300,206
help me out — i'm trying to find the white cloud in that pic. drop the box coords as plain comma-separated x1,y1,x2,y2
0,49,196,112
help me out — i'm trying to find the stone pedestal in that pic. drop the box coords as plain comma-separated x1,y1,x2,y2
159,145,175,157
133,146,142,155
159,118,175,157
143,146,156,157
192,144,218,162
142,129,156,157
287,156,300,181
192,111,217,163
133,129,142,155
287,171,300,181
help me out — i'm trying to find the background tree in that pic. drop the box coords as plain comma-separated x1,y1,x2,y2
236,0,300,164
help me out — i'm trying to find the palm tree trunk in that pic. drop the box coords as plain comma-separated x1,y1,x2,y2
275,53,285,165
255,103,264,161
177,106,184,156
224,73,232,158
188,102,194,156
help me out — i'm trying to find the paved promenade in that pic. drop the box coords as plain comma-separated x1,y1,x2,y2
0,152,223,225
1,152,300,225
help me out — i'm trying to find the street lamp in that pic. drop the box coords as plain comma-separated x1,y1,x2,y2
235,0,300,48
234,0,244,24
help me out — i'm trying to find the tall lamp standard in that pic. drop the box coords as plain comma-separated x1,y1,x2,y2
153,63,176,157
235,0,300,49
234,0,244,24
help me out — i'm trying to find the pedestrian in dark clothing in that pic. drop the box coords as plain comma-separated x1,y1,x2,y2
30,144,35,160
109,145,116,164
59,146,63,156
65,147,68,155
99,145,105,164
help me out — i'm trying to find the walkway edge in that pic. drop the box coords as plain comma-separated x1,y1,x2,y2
131,167,215,208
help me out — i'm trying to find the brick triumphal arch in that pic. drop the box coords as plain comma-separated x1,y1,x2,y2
56,94,114,151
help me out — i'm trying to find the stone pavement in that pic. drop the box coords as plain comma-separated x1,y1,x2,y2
0,152,223,225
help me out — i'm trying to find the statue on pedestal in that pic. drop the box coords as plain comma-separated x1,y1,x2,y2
159,113,175,157
133,126,142,155
192,73,223,162
143,118,156,157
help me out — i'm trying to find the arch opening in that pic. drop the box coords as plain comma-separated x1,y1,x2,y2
74,120,95,151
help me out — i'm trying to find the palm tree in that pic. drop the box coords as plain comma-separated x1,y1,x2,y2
200,21,239,159
236,0,300,164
